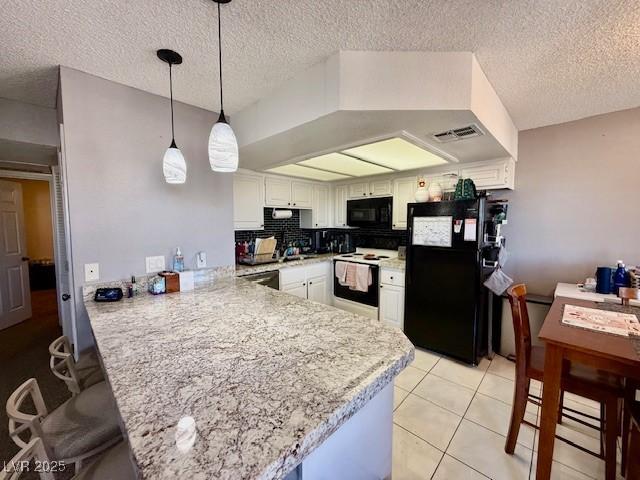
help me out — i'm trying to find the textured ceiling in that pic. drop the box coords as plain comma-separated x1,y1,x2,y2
2,0,639,130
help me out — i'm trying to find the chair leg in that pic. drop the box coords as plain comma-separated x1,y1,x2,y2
604,397,618,480
557,389,564,424
505,377,529,454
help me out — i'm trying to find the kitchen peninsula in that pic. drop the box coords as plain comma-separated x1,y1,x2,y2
85,275,413,479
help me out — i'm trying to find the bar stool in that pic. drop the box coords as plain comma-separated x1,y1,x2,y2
49,336,104,395
0,437,137,480
505,284,624,480
6,378,122,471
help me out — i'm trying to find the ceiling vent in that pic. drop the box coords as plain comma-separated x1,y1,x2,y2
431,124,484,143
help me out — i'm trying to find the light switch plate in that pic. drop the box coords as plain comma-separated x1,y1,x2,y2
196,251,207,269
146,255,165,273
84,263,100,282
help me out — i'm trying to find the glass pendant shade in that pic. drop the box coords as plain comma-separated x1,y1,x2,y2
163,141,187,184
208,114,238,172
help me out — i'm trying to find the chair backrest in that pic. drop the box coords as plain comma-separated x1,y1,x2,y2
506,284,532,375
6,378,49,451
618,287,639,306
0,437,54,480
49,335,82,395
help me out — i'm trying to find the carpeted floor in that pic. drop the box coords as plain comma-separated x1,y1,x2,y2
0,289,71,464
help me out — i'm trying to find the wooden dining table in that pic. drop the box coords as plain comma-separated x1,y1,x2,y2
536,296,640,479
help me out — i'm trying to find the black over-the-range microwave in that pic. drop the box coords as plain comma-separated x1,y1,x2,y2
346,197,393,229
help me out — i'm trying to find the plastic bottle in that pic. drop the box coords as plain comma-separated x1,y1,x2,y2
613,260,629,294
173,247,185,272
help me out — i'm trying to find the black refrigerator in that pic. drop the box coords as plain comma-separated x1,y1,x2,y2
404,197,492,365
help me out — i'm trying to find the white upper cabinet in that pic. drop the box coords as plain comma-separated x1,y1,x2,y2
347,182,369,199
301,184,330,228
423,170,459,192
291,181,313,208
392,176,417,230
369,179,393,197
347,179,393,198
459,158,515,190
233,173,265,230
334,185,348,228
265,177,292,207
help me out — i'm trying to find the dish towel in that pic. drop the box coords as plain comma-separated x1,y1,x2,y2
335,261,348,285
344,263,358,288
353,264,372,293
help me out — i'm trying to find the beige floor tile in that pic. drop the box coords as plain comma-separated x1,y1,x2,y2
411,348,440,372
393,394,462,450
530,461,596,479
448,420,533,480
394,386,410,410
413,373,475,416
430,357,490,390
563,391,600,411
392,424,443,480
464,392,537,449
478,372,517,404
395,365,427,391
487,354,516,380
432,454,489,480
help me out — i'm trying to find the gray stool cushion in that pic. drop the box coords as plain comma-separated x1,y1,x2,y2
41,381,121,460
76,348,105,389
72,441,137,480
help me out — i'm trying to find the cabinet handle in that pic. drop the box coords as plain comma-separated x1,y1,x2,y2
370,192,373,195
293,203,296,206
302,283,306,286
380,285,384,288
392,224,396,227
288,202,291,205
390,276,394,280
309,281,313,285
315,223,318,226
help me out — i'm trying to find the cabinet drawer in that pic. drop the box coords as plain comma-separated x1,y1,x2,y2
305,261,329,279
380,269,404,287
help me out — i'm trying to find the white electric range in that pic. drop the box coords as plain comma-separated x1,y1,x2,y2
332,249,399,319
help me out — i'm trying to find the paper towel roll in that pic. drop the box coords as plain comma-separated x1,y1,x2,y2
272,209,293,219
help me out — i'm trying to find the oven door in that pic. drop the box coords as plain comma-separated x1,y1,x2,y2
333,261,379,307
347,198,392,228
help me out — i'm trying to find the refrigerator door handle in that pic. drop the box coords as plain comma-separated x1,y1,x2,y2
482,259,499,268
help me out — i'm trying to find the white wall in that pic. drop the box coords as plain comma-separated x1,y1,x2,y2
0,98,58,147
501,106,640,295
59,67,235,350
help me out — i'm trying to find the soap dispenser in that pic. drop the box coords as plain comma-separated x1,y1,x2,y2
173,247,185,272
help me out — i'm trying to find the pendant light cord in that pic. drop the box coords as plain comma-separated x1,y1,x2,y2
169,62,175,141
217,1,224,114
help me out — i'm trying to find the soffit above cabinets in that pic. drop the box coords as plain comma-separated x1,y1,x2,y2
232,51,519,173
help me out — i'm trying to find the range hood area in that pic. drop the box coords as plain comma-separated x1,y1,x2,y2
231,51,518,178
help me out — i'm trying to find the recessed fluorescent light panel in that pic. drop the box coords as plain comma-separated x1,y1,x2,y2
342,137,448,171
299,153,393,176
266,164,350,181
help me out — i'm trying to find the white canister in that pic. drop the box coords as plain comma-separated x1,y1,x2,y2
428,182,443,202
415,177,429,202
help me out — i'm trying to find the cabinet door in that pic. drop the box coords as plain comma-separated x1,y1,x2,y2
379,284,404,329
307,275,328,304
348,182,369,199
460,161,509,190
291,181,313,209
265,177,292,207
282,282,307,299
233,173,265,230
312,185,330,228
392,177,416,230
369,179,392,197
334,185,348,227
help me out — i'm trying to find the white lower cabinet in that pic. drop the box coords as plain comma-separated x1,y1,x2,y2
307,275,328,304
379,268,405,329
280,262,330,304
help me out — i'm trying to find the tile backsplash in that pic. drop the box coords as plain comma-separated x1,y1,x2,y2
234,208,408,252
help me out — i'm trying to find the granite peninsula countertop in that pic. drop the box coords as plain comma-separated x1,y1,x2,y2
379,257,406,271
85,276,413,480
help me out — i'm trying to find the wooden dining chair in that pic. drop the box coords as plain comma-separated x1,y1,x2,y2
618,287,640,306
6,378,121,471
49,336,104,395
505,284,624,480
0,437,136,480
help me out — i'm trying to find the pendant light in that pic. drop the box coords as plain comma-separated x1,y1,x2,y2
157,49,187,184
208,0,239,172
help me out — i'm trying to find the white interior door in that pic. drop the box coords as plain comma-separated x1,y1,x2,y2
55,124,78,352
0,180,32,330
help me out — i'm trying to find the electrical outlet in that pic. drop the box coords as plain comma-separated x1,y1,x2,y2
84,263,100,282
196,251,207,269
146,255,166,273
